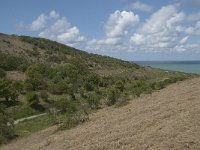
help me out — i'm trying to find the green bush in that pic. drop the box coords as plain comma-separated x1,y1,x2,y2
55,98,77,114
86,93,100,109
0,79,19,101
155,81,166,90
115,94,130,107
60,112,89,130
48,82,68,95
115,80,125,92
26,64,51,79
106,88,121,106
26,92,39,106
0,68,6,78
0,52,28,71
18,64,28,72
25,77,47,91
12,81,23,94
0,105,14,144
85,82,94,91
40,91,49,102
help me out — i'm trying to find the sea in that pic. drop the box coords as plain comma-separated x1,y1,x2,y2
135,61,200,74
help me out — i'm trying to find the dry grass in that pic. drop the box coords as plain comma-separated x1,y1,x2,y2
2,77,200,150
6,71,26,81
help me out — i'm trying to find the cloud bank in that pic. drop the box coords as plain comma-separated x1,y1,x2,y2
18,3,200,55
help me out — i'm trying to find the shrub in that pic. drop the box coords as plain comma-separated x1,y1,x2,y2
86,93,100,109
25,77,47,91
40,90,49,102
12,81,23,94
0,68,6,78
0,52,28,71
60,112,89,130
26,64,51,79
55,98,77,114
0,79,19,101
48,82,68,95
18,64,28,72
85,82,94,91
26,92,39,106
106,88,121,106
115,94,130,107
155,81,166,90
0,105,14,144
115,80,125,92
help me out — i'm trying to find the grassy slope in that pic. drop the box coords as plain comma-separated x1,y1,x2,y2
0,33,193,80
0,33,198,143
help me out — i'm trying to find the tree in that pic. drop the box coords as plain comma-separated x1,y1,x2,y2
26,92,39,106
0,105,14,144
0,79,18,101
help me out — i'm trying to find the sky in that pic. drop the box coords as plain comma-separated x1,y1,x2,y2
1,0,200,61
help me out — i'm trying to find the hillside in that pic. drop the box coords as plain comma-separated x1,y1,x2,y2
2,77,200,150
0,33,197,145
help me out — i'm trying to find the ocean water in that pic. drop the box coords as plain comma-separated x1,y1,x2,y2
135,61,200,74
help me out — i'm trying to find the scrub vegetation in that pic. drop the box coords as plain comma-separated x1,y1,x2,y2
0,33,197,144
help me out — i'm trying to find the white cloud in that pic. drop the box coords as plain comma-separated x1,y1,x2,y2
39,17,71,38
130,33,144,45
87,10,139,50
49,10,60,19
18,8,200,55
139,5,184,34
18,10,85,47
29,14,48,31
88,37,121,46
130,5,187,52
179,36,189,44
18,11,60,31
105,10,139,38
57,27,85,44
176,20,200,35
131,1,153,12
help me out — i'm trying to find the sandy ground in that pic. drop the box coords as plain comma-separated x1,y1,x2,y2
2,78,200,150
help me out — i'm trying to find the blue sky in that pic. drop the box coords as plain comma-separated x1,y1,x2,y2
1,0,200,61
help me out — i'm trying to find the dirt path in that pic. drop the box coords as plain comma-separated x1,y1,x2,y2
2,78,200,150
14,113,47,125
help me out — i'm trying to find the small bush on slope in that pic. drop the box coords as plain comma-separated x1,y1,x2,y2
0,105,14,144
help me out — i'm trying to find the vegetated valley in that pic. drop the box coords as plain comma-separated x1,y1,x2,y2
0,33,197,145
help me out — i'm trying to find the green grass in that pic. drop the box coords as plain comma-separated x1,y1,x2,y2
8,105,45,120
14,115,52,136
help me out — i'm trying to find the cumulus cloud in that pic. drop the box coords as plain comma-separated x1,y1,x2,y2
57,27,85,44
87,10,139,50
39,17,71,38
20,10,86,46
105,10,139,38
129,5,188,52
49,10,60,19
88,37,121,46
18,10,59,31
18,7,200,54
184,21,200,35
29,14,48,31
131,1,153,12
